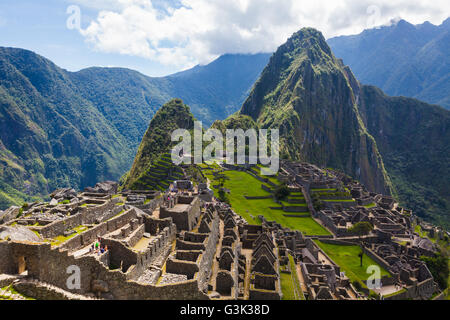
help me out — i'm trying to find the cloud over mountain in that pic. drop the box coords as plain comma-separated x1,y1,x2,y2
73,0,450,68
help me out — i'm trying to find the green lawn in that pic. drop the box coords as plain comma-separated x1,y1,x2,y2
414,225,445,245
206,169,330,235
280,272,296,300
314,241,390,285
50,225,89,246
280,200,307,207
280,255,305,300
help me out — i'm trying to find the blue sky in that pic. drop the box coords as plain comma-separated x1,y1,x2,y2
0,0,180,76
0,0,448,77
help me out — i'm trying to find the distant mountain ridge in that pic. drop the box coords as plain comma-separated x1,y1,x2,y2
328,18,450,109
0,47,269,209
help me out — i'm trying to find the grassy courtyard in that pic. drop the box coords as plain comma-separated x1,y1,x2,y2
203,168,330,236
314,240,391,285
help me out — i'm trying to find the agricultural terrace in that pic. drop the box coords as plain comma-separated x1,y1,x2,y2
314,240,391,286
200,164,331,236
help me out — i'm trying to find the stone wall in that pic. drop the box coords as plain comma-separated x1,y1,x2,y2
58,209,138,252
384,278,436,300
160,196,201,232
13,280,89,300
100,238,137,272
0,241,14,274
5,241,208,300
126,224,145,248
282,206,309,213
363,247,392,274
36,198,121,239
197,210,220,292
249,285,280,300
166,256,199,279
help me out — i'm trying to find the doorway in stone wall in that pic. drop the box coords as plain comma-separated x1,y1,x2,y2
18,256,27,275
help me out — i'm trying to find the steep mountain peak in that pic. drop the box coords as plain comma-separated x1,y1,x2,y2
238,27,392,195
123,98,195,189
241,28,341,120
278,28,333,64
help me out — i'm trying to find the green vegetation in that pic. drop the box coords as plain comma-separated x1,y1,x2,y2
0,285,34,300
280,272,296,300
214,26,449,229
361,86,450,229
0,48,133,210
229,27,393,198
273,184,291,202
50,225,89,246
280,255,304,300
311,194,325,212
314,241,390,286
348,222,374,238
420,251,449,291
328,19,450,110
203,167,330,236
383,288,407,298
123,99,194,190
0,48,270,211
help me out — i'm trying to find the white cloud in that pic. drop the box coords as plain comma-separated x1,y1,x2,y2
72,0,450,68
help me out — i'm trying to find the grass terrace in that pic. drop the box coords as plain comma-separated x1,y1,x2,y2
49,225,89,246
322,199,356,203
314,240,390,286
130,152,184,191
280,255,305,300
202,167,330,236
311,188,337,192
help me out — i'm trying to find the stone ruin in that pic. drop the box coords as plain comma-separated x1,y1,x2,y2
0,163,445,300
261,161,445,300
0,183,285,300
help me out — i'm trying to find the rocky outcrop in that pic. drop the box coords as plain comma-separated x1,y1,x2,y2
84,181,118,194
50,188,77,200
0,206,20,224
0,226,41,242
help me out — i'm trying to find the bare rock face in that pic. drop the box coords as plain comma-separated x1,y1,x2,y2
50,188,77,200
84,181,118,194
0,226,41,242
413,236,435,251
0,206,20,224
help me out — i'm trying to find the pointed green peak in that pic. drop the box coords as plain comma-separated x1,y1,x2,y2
123,98,195,189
